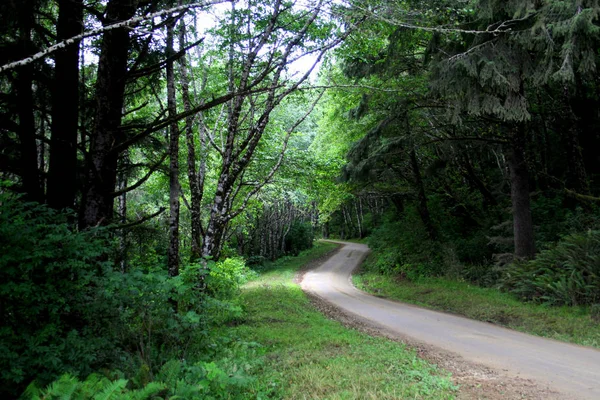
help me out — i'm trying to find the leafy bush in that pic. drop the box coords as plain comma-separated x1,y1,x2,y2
0,192,253,396
206,257,257,300
24,350,266,400
500,230,600,306
284,220,313,256
364,213,444,280
0,193,119,395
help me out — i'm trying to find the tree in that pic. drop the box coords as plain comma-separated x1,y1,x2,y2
196,0,349,259
47,0,83,210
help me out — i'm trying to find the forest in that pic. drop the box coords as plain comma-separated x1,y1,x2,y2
2,0,600,398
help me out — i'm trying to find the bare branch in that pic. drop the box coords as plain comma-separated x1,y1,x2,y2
227,89,326,220
110,207,166,230
0,0,229,73
111,151,168,196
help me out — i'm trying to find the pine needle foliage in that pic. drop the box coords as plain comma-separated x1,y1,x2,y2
432,0,600,123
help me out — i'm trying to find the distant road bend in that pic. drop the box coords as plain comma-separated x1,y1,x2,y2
301,241,600,400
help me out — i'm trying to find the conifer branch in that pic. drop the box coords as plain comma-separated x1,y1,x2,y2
348,2,537,36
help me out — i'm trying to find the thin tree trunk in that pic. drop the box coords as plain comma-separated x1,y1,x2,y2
47,0,83,210
166,21,180,277
354,200,363,239
565,124,589,195
506,130,535,259
460,153,497,208
118,160,128,272
178,19,203,261
565,83,590,195
38,98,46,195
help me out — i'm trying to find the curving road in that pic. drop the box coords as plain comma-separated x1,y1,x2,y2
301,241,600,400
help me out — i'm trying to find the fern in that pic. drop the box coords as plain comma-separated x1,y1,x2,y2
92,379,128,400
501,230,600,305
156,360,181,388
127,382,166,400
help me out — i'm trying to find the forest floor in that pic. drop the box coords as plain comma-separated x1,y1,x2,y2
227,242,458,399
301,241,600,400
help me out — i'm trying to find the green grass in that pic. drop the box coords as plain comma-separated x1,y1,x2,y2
225,242,457,399
353,268,600,348
333,237,369,244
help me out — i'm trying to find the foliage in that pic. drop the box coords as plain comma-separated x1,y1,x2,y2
501,230,600,306
284,220,314,256
24,354,261,400
18,242,342,400
0,190,257,396
365,212,445,280
205,257,258,300
0,192,117,394
354,272,600,348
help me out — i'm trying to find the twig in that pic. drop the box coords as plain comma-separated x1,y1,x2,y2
0,0,229,73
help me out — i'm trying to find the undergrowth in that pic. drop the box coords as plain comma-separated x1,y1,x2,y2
354,257,600,348
22,241,457,399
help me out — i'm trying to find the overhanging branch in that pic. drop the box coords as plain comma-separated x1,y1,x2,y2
0,0,229,73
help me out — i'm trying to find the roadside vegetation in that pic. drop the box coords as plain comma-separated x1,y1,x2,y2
227,242,457,400
349,214,600,348
23,242,457,399
354,269,600,348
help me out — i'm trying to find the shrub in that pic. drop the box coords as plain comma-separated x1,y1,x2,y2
500,230,600,306
365,213,444,280
23,358,260,399
0,193,120,395
0,192,251,396
206,257,257,300
285,220,313,256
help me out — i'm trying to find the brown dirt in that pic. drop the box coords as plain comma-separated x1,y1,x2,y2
298,271,563,400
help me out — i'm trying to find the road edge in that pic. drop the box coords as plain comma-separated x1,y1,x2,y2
298,240,563,400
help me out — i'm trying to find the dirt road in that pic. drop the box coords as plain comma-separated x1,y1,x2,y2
301,241,600,399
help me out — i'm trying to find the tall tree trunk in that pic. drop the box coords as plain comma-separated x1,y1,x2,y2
506,130,535,259
409,147,436,240
80,0,136,228
47,0,83,210
564,124,589,195
16,2,42,202
178,19,203,261
201,1,236,261
565,83,590,195
166,21,180,277
354,200,363,239
38,95,47,194
202,174,232,260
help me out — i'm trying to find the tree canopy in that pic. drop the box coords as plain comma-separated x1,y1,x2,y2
2,0,600,396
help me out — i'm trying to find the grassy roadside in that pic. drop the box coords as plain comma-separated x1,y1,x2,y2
225,242,457,399
353,261,600,348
